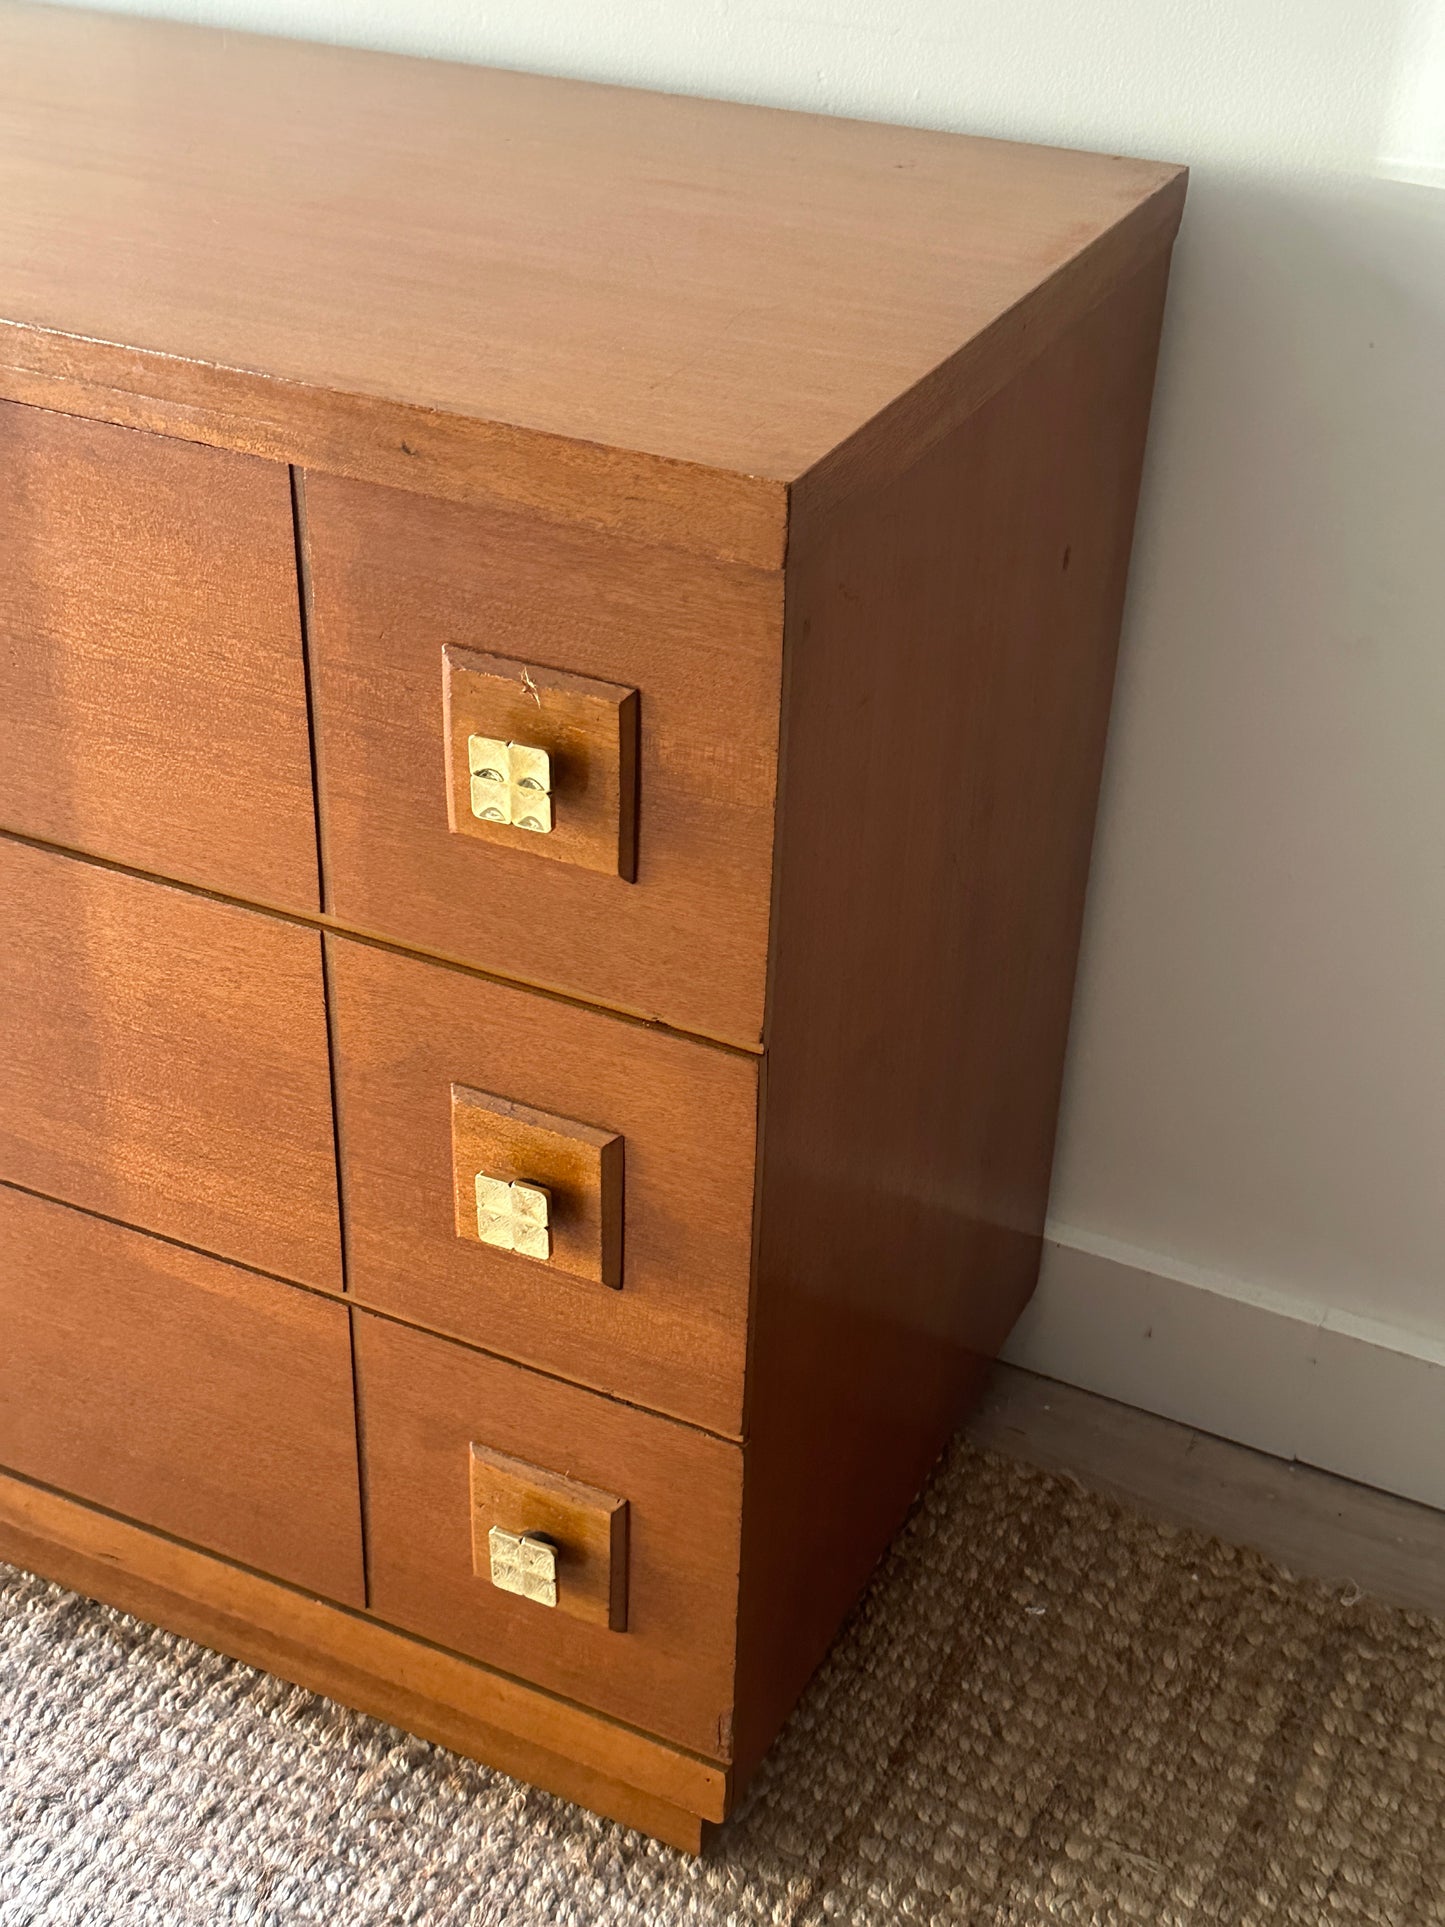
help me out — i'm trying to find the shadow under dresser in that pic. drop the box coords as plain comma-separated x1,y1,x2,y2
0,0,1186,1851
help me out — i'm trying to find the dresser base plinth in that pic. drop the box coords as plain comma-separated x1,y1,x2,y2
0,1466,722,1854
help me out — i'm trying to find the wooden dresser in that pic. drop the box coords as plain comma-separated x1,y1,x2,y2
0,0,1185,1851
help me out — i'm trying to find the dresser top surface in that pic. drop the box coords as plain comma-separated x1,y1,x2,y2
0,2,1184,487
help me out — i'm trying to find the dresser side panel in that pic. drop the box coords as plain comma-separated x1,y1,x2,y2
735,250,1176,1776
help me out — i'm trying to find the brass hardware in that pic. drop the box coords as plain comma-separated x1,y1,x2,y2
474,1174,551,1260
472,1444,629,1630
444,647,638,877
487,1525,558,1607
468,736,553,833
452,1086,624,1287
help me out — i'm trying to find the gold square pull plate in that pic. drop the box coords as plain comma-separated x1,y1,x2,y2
468,737,553,833
443,644,639,879
474,1173,551,1261
487,1525,558,1608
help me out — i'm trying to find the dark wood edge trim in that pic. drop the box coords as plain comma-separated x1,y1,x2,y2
0,326,787,574
785,168,1188,550
0,1465,728,1845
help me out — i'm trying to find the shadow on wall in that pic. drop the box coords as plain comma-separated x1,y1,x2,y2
1052,159,1445,1335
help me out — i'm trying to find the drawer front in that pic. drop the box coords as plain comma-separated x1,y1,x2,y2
0,1186,364,1602
0,839,342,1288
304,473,783,1048
328,936,756,1435
355,1314,742,1758
0,402,318,908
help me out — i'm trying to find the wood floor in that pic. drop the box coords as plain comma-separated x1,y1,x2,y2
969,1364,1445,1618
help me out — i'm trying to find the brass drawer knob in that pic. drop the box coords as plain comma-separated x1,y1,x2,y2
452,1086,623,1288
467,736,553,833
474,1173,551,1260
472,1444,629,1630
444,646,638,878
487,1525,558,1607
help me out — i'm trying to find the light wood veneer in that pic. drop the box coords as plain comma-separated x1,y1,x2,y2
0,401,318,908
0,1187,363,1601
0,0,1185,1851
0,839,341,1288
327,934,758,1435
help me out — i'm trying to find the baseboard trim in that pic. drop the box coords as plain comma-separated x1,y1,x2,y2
1004,1228,1445,1512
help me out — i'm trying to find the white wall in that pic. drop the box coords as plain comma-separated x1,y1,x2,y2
52,0,1445,1496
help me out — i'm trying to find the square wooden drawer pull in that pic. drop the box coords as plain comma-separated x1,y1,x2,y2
470,1443,628,1630
451,1084,623,1288
442,643,638,878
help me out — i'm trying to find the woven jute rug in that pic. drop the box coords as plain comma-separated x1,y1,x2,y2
2,1439,1442,1926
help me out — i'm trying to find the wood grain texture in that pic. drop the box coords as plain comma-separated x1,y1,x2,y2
0,838,342,1287
304,472,782,1047
0,1465,725,1849
451,1086,625,1291
732,254,1176,1780
0,1185,363,1601
0,1,1182,561
0,401,318,907
354,1314,743,1760
327,936,756,1435
0,5,1196,1849
470,1443,629,1633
